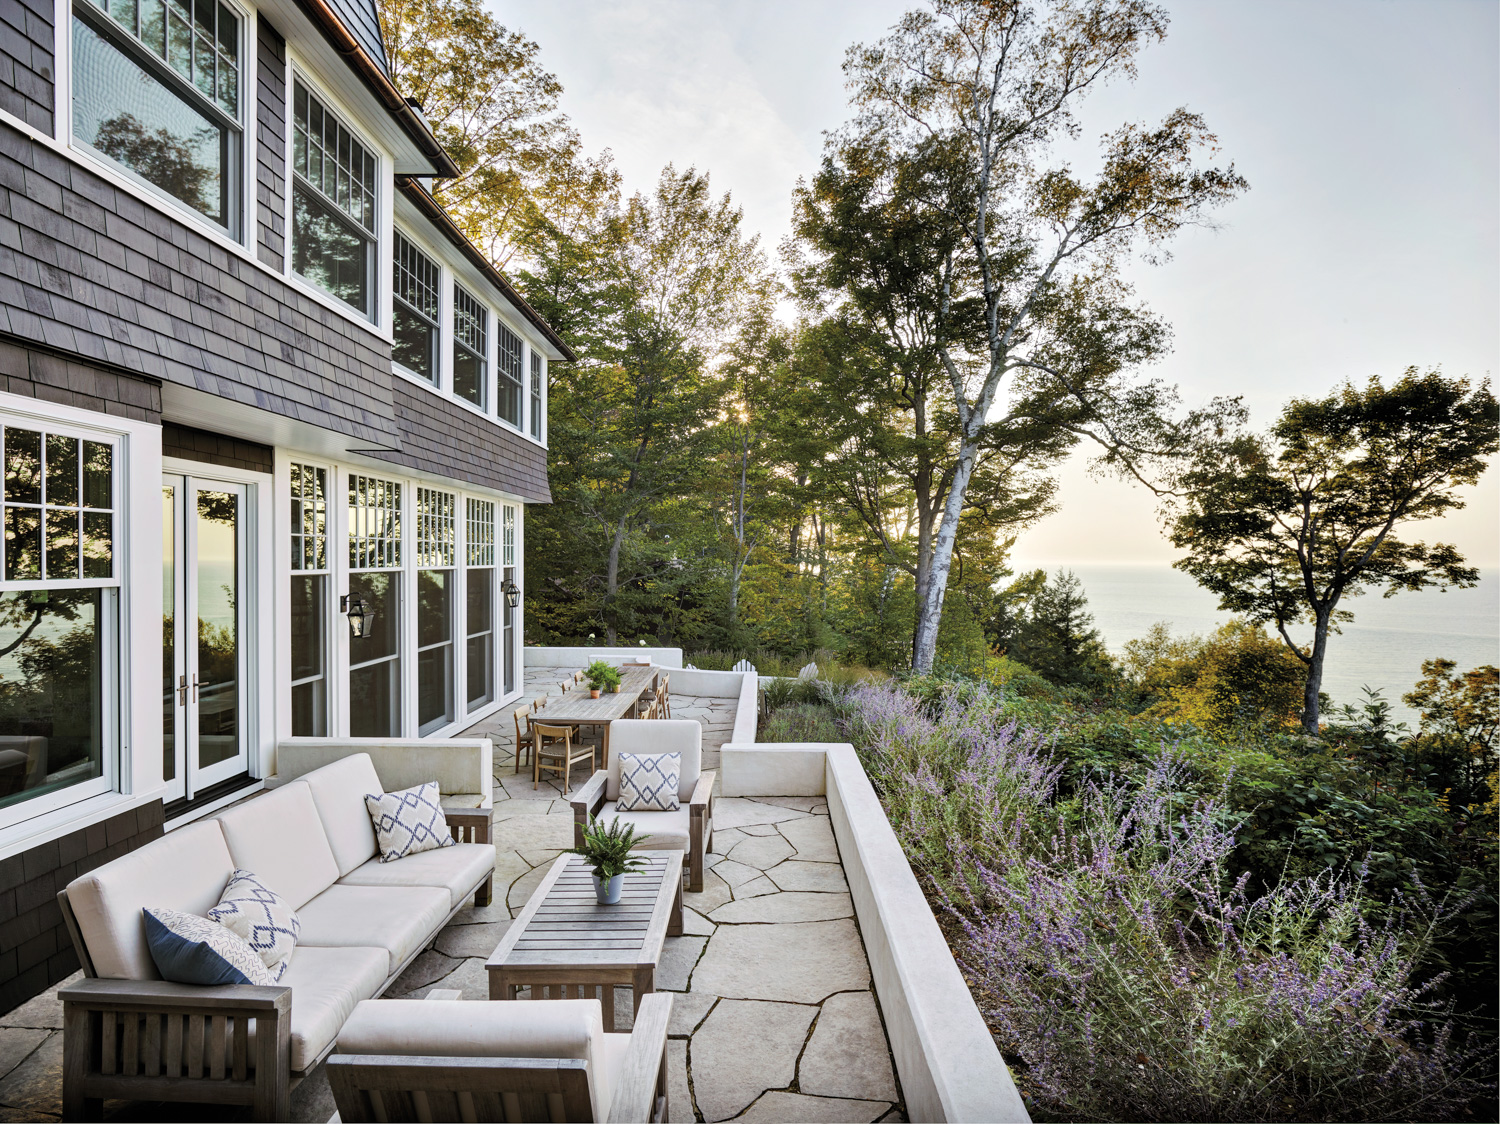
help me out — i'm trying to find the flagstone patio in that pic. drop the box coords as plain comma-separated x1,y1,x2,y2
0,668,906,1122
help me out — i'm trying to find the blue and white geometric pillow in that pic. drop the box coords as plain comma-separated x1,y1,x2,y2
617,753,681,812
364,782,455,863
143,906,277,987
207,869,300,981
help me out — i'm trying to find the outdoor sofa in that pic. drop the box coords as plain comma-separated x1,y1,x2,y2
55,744,494,1121
571,719,714,892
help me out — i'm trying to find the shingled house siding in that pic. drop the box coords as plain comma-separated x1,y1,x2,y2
0,0,52,135
163,421,274,473
255,17,288,271
0,120,404,449
368,380,551,502
0,338,162,423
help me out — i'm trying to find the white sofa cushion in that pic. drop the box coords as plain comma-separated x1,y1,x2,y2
295,884,450,976
617,753,680,812
337,997,611,1117
595,802,690,852
605,720,700,802
65,820,234,980
364,782,455,863
300,753,382,876
337,843,494,909
276,738,493,807
215,782,340,910
206,869,300,979
277,944,389,1071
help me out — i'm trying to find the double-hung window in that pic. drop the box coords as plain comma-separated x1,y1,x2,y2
529,351,544,440
497,324,523,428
0,424,118,818
71,0,242,235
289,464,329,736
414,488,456,735
347,475,401,736
292,81,377,318
464,499,494,712
393,234,440,383
453,286,488,410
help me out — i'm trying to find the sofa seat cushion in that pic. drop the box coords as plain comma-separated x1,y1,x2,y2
216,782,340,910
295,884,451,976
338,997,610,1116
595,802,690,851
338,843,494,909
66,820,235,980
278,944,389,1072
300,753,383,877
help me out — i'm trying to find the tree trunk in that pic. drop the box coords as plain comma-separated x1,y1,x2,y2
1301,611,1331,734
912,437,981,672
605,516,626,645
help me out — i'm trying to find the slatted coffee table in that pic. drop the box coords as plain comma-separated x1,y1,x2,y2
487,851,683,1030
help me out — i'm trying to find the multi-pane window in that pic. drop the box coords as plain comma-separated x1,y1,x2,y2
1,423,118,817
289,464,328,736
498,324,523,428
415,489,456,734
453,286,488,409
292,81,377,318
501,504,516,695
529,351,544,440
348,475,401,736
71,0,241,233
465,499,495,711
394,234,440,383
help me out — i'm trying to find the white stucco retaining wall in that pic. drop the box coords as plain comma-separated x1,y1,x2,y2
523,645,685,668
721,742,1030,1124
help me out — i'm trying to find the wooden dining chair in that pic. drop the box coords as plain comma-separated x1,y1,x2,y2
659,674,671,718
533,723,595,794
511,704,537,775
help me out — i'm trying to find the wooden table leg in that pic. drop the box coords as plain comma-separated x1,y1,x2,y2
668,874,683,937
631,966,653,1025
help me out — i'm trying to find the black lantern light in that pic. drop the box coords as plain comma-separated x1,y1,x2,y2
501,578,521,609
340,594,370,638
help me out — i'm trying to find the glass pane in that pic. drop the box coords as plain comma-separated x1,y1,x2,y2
46,435,79,507
349,572,400,737
141,0,165,56
393,303,435,382
195,489,238,769
466,567,493,710
503,565,516,695
82,512,112,578
418,569,451,648
5,509,40,581
162,486,175,783
454,351,484,409
0,590,107,812
418,568,454,733
109,0,137,30
83,442,112,508
5,429,41,504
290,574,326,737
193,32,215,101
45,509,80,580
73,17,231,229
499,372,520,426
167,8,191,77
293,183,371,316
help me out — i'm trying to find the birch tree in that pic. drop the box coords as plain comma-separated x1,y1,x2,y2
833,0,1247,671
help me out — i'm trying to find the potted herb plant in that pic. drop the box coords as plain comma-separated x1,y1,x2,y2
569,816,651,903
586,659,621,698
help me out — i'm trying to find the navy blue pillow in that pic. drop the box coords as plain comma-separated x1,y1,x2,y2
143,907,276,986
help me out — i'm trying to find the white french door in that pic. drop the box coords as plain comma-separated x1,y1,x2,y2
162,474,251,802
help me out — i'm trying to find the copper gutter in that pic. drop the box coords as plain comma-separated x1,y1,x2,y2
291,0,460,178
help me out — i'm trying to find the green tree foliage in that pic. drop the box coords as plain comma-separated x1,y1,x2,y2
990,568,1115,689
1404,659,1499,820
1169,369,1499,733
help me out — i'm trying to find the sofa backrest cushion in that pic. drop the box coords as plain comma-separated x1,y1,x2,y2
276,739,492,806
65,820,234,980
605,720,700,803
215,782,339,910
337,998,610,1117
300,753,382,876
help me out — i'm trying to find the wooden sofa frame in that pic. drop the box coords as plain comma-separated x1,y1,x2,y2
571,771,714,893
327,991,672,1123
56,808,490,1122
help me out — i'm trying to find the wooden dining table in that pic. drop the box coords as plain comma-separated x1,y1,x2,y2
538,664,658,768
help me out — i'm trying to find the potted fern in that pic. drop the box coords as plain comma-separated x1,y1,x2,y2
586,659,621,698
569,816,651,903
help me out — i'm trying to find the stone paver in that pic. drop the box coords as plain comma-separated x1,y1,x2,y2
0,669,903,1123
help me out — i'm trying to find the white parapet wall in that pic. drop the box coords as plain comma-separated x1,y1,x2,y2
523,645,685,669
720,740,1031,1124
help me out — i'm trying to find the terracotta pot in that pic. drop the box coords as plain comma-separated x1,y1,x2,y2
590,688,601,698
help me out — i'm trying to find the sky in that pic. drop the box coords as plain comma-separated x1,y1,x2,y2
495,0,1500,568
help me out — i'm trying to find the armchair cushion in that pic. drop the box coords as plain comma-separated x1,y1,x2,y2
143,906,277,987
337,842,494,909
594,801,691,851
206,869,300,980
605,720,701,802
364,782,456,863
301,753,383,876
617,752,680,812
216,781,340,910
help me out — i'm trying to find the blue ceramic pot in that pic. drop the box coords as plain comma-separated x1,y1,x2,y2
593,873,623,904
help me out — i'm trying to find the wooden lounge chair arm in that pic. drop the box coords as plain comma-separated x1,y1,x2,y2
59,976,291,1014
690,770,715,818
607,992,672,1124
445,807,490,845
571,771,608,819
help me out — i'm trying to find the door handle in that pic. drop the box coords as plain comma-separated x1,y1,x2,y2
177,675,188,706
190,675,200,703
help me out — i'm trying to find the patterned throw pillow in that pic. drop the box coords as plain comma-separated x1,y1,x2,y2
364,782,455,863
143,906,277,987
617,753,681,812
207,869,300,981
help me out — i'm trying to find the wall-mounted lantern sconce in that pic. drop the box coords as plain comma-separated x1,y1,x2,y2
501,578,521,609
340,594,370,638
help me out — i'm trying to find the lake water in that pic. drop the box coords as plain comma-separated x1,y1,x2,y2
1064,564,1499,727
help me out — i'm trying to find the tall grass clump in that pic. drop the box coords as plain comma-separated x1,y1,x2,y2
843,680,1491,1122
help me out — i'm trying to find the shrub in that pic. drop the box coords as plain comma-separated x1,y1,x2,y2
761,703,840,743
